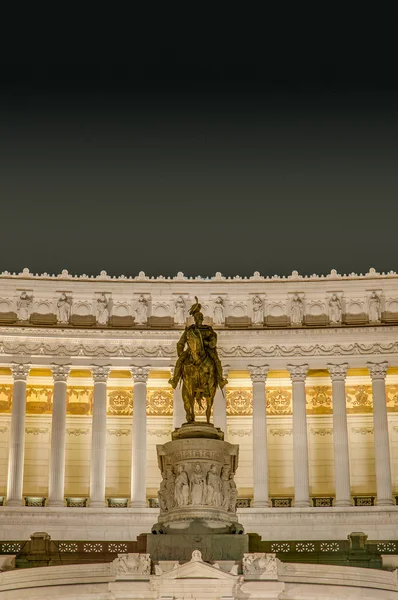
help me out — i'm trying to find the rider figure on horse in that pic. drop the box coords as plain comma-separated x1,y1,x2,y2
168,297,228,391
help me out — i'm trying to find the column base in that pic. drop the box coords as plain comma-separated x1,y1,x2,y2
88,500,107,508
376,498,395,506
129,500,147,508
293,500,311,508
6,499,24,507
47,499,66,507
252,501,270,508
334,500,353,507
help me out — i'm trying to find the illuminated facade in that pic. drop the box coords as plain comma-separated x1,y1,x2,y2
0,267,398,597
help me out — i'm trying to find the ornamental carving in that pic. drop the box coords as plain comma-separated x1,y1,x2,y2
107,389,132,415
367,361,388,380
25,427,49,435
66,387,93,415
91,365,111,383
147,388,173,416
346,385,373,414
267,388,292,415
387,385,398,411
351,427,374,435
287,364,308,382
51,363,71,382
311,428,333,436
242,553,278,579
10,363,31,381
107,428,130,437
0,385,12,412
306,386,332,415
269,428,292,436
130,365,150,383
226,388,252,415
327,363,348,381
26,386,53,414
248,365,269,383
67,428,90,436
112,553,151,577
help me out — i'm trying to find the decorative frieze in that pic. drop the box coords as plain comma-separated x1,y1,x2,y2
107,428,130,437
66,428,90,436
269,428,292,436
25,427,49,435
147,388,173,415
310,428,332,436
226,389,252,415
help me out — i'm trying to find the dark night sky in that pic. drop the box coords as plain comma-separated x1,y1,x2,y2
1,13,397,277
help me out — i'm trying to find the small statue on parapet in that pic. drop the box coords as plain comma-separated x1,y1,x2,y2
168,297,228,423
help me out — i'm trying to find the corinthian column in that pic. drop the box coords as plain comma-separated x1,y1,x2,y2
89,365,110,507
6,363,31,506
367,361,393,505
130,366,150,507
327,363,351,507
249,365,270,507
287,364,310,507
213,366,229,439
48,364,71,506
171,367,185,430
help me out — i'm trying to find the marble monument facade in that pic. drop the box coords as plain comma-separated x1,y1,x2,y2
0,268,397,545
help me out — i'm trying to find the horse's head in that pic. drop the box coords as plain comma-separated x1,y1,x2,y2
186,328,205,362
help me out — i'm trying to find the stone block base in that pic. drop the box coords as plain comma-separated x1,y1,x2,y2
147,529,248,563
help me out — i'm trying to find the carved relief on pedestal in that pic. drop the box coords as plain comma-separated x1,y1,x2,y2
156,437,240,527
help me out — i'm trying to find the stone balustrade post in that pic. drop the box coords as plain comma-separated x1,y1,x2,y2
367,361,394,505
327,363,351,507
130,366,150,507
6,363,31,506
249,365,270,507
89,365,110,507
287,364,311,507
213,366,229,439
48,364,71,506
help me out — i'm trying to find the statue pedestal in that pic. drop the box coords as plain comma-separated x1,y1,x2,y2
148,422,248,562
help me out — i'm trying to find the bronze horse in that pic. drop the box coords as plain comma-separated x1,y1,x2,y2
181,327,217,423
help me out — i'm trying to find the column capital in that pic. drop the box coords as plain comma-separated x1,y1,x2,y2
51,363,71,383
287,364,308,383
91,365,111,383
10,363,31,382
248,365,269,383
367,361,388,380
130,366,150,384
327,363,349,382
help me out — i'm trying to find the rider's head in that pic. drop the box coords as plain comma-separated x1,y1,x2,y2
193,311,204,326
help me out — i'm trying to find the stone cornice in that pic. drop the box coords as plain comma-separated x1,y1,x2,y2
1,266,397,281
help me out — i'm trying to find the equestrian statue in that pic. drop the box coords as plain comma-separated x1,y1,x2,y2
169,297,228,424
